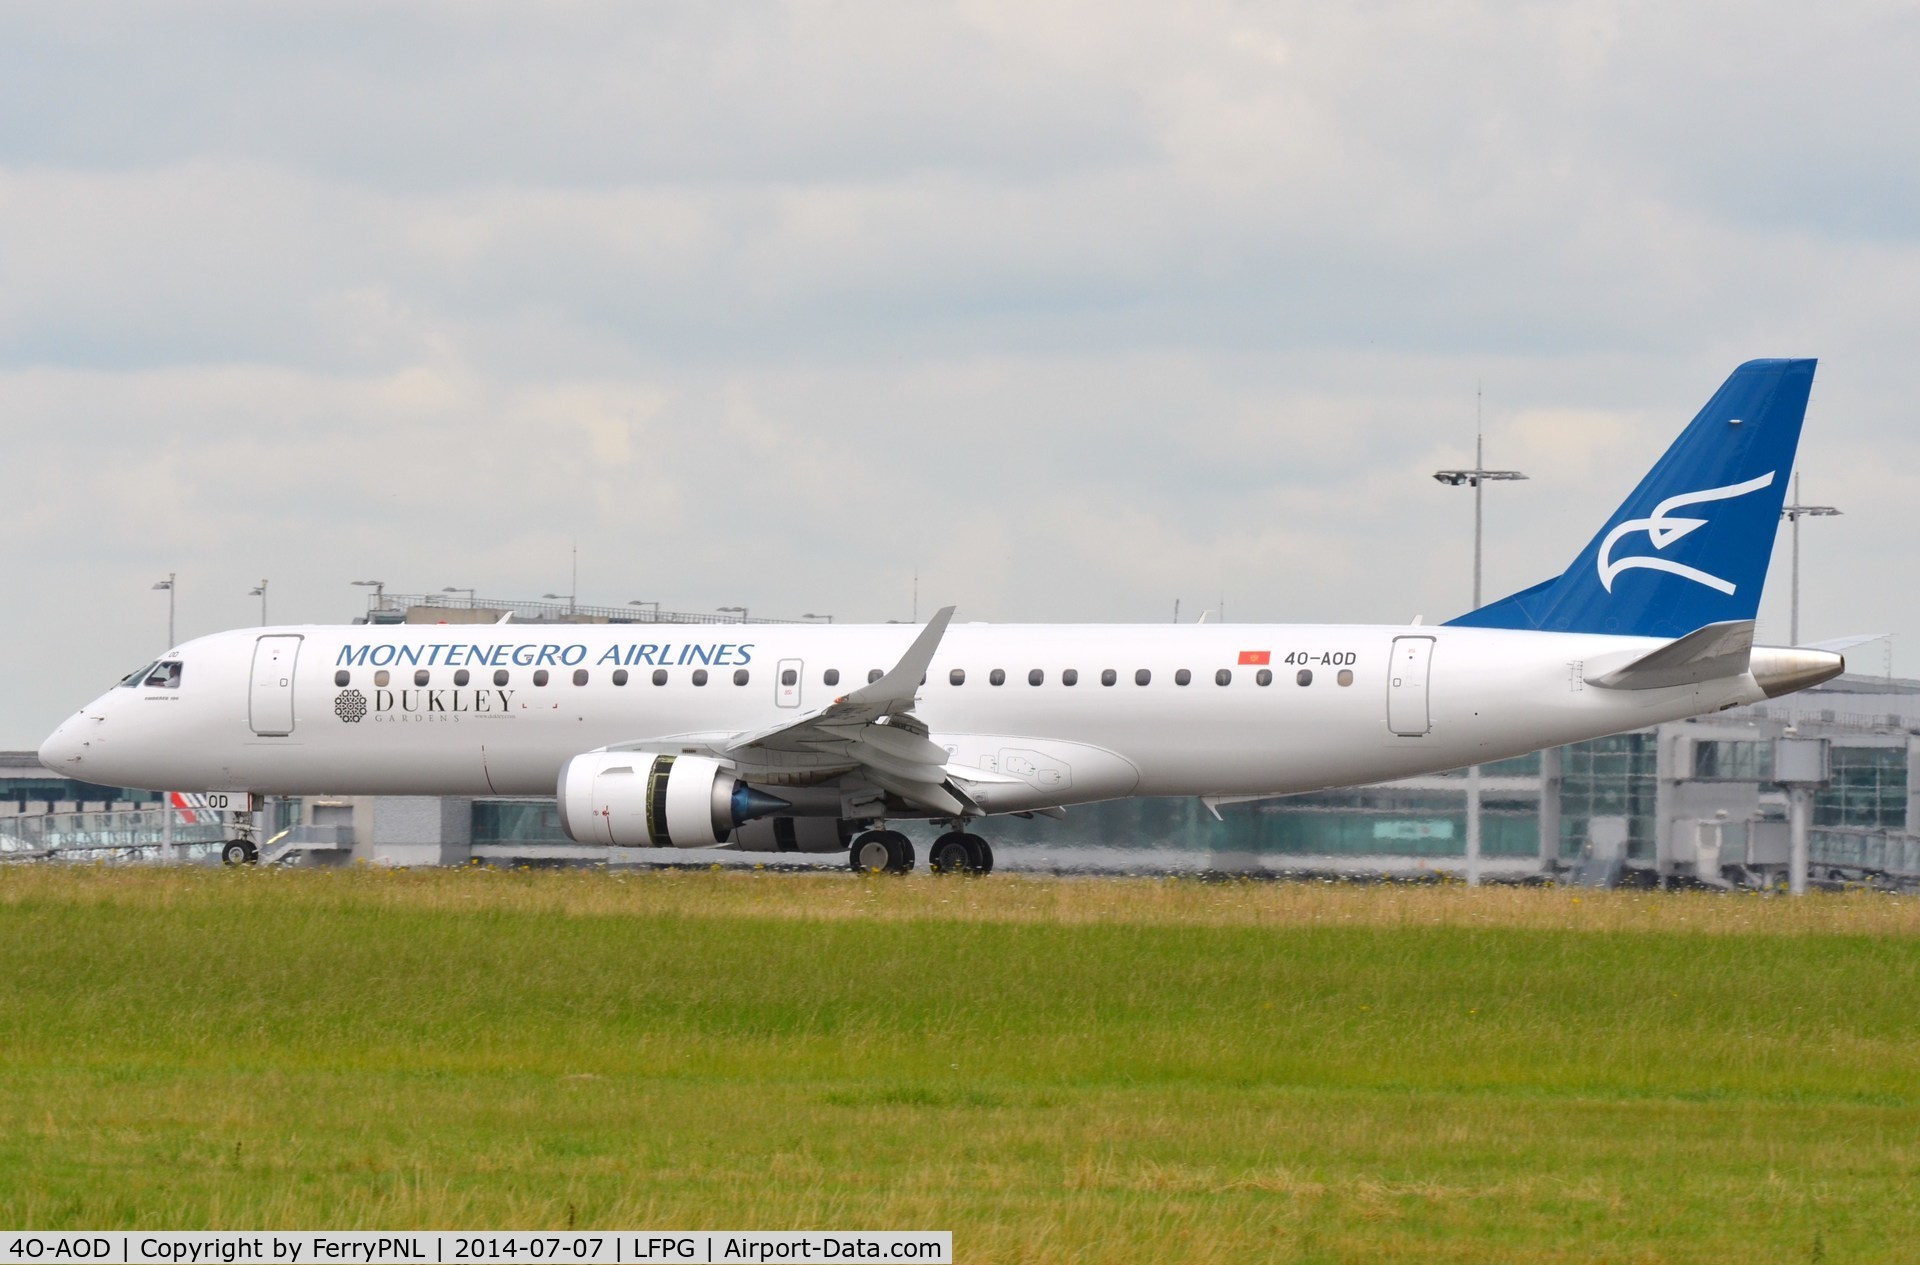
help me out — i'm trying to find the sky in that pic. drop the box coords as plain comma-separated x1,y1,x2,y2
6,1,1919,746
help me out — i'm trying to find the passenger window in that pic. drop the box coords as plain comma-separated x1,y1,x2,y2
1215,668,1231,686
950,668,966,686
990,669,1006,686
733,669,750,686
868,668,883,684
375,670,391,688
613,669,629,686
1338,669,1354,687
1297,669,1313,687
414,669,430,687
1135,669,1151,686
1256,668,1273,687
652,669,668,686
824,669,841,686
1028,669,1044,686
1062,669,1078,686
494,669,510,687
334,670,351,688
533,669,549,687
693,669,709,686
781,668,798,686
1101,669,1117,687
454,669,470,687
573,669,589,686
1174,669,1191,686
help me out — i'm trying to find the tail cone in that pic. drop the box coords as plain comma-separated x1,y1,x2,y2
1749,647,1845,699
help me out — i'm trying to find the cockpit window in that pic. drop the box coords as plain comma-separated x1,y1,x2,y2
120,661,159,688
143,661,183,690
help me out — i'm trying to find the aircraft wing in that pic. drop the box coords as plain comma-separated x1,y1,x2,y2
717,606,977,817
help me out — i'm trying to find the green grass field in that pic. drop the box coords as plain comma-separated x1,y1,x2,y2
3,867,1919,1262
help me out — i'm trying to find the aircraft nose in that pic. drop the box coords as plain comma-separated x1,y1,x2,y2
38,718,83,772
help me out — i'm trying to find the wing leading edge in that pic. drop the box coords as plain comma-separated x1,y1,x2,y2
717,606,977,816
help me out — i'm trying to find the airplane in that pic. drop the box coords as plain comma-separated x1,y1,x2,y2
39,359,1845,874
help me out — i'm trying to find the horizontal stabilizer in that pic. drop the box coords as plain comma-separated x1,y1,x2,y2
1803,632,1887,653
1586,620,1753,690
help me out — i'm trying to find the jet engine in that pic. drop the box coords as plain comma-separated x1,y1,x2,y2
557,753,790,847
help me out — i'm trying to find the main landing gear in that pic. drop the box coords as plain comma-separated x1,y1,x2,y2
849,829,996,875
850,830,915,874
929,831,993,876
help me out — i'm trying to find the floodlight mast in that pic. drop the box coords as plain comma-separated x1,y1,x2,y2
1431,389,1528,888
1431,440,1530,611
152,573,176,648
1779,473,1840,646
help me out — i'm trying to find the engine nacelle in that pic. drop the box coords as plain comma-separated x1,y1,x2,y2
557,753,789,848
729,816,860,854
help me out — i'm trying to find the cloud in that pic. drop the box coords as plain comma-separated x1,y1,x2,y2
5,1,1919,744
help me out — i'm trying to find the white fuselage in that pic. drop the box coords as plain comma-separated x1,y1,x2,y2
40,621,1761,813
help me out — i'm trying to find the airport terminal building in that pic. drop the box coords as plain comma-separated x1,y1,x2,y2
7,594,1913,887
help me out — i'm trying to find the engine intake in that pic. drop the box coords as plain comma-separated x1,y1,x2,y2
557,753,790,847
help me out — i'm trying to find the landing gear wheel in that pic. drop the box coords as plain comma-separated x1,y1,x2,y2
931,832,993,875
221,839,259,866
850,830,915,874
929,833,974,875
880,831,915,873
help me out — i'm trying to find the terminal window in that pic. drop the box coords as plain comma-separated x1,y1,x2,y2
1815,746,1908,831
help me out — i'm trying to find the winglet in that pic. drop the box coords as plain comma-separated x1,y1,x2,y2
842,606,955,710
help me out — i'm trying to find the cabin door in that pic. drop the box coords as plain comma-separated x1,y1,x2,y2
249,635,303,736
1386,636,1434,737
776,658,804,708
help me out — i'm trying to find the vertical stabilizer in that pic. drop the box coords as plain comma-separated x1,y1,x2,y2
1447,359,1816,638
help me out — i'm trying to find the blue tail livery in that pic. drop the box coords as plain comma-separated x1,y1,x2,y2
1448,358,1816,639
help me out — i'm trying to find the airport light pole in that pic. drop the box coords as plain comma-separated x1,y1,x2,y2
442,586,476,607
628,600,661,622
1779,473,1840,646
153,573,176,648
249,580,268,626
543,593,576,618
718,605,748,623
802,613,834,624
351,579,385,617
1433,404,1528,887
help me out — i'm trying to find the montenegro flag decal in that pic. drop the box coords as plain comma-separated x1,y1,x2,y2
1237,650,1271,666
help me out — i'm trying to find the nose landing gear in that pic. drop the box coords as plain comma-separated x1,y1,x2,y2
221,838,260,866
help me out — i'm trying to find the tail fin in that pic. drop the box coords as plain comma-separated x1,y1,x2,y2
1447,359,1816,638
